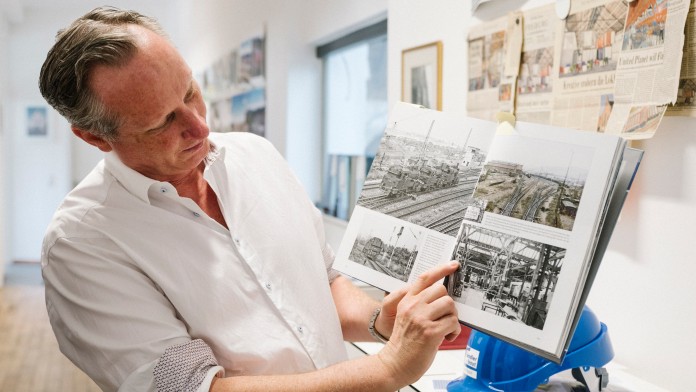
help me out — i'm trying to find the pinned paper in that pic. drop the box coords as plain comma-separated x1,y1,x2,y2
504,12,524,78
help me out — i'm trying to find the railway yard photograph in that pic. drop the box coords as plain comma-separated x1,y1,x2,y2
356,118,492,237
348,219,423,282
472,135,593,231
449,223,566,330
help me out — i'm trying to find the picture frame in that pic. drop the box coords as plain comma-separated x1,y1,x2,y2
401,41,443,110
24,105,50,139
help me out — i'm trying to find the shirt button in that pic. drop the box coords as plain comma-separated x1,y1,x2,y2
233,237,241,246
193,212,201,217
297,326,304,334
160,187,167,193
265,282,272,290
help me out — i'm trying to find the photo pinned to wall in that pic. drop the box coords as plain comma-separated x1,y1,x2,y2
401,41,442,110
231,87,266,136
199,28,266,136
239,35,265,84
26,105,49,139
209,97,234,133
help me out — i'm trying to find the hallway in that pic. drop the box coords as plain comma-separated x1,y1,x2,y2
0,263,99,392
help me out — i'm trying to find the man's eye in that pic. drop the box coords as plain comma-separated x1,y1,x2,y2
150,113,175,132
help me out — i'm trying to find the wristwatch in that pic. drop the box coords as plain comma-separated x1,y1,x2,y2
368,307,389,344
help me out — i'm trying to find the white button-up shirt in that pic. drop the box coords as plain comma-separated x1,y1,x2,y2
41,133,348,392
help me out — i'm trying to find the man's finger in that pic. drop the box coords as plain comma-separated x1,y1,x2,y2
409,261,459,295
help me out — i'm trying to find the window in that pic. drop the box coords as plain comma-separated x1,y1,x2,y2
317,20,388,220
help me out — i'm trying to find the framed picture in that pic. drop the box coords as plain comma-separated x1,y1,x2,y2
401,41,442,110
26,105,49,138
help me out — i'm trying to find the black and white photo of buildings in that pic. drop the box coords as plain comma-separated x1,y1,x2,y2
348,219,423,282
356,116,494,237
472,135,593,231
449,223,566,330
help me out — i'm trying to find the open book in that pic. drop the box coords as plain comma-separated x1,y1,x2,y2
333,102,642,363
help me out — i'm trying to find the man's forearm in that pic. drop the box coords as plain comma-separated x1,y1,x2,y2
330,275,384,342
209,353,400,392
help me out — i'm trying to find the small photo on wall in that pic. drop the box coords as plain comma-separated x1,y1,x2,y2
402,41,442,110
26,106,48,137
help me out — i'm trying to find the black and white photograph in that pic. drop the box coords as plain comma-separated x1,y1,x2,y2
559,1,628,78
355,114,495,237
348,219,423,282
472,135,593,231
449,223,566,331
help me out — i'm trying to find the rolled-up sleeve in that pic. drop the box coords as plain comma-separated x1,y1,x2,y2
42,235,221,392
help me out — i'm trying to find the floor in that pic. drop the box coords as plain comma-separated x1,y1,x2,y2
0,262,100,392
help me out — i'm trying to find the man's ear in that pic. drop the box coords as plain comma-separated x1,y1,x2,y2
71,127,113,152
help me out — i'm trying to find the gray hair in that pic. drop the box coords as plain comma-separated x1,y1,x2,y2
39,6,167,141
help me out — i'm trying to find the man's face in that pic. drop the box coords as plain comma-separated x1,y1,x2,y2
86,25,210,183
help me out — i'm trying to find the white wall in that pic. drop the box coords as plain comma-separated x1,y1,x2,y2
388,1,694,391
0,16,9,279
181,0,387,201
1,1,184,269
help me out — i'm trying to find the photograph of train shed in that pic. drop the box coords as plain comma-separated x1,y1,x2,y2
472,135,593,231
559,1,628,78
348,219,424,282
449,223,566,330
356,114,495,237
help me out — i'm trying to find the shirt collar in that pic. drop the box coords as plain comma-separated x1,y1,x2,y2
104,139,221,204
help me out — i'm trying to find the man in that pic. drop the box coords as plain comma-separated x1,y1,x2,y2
39,6,460,392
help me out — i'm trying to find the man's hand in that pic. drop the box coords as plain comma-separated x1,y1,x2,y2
375,261,461,386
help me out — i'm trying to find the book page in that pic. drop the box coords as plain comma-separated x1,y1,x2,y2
447,120,625,361
334,103,627,362
333,102,497,293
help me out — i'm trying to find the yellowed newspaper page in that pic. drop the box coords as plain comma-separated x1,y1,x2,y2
468,13,523,121
605,0,689,138
516,4,558,125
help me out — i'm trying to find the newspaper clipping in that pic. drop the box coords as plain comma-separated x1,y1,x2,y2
550,0,629,133
605,0,689,138
468,13,523,121
516,4,557,124
466,0,691,139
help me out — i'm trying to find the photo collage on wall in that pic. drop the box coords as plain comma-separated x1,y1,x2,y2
200,31,266,137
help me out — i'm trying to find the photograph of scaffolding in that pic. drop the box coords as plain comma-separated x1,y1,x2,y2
472,135,593,231
449,223,566,330
559,1,628,78
348,219,423,282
